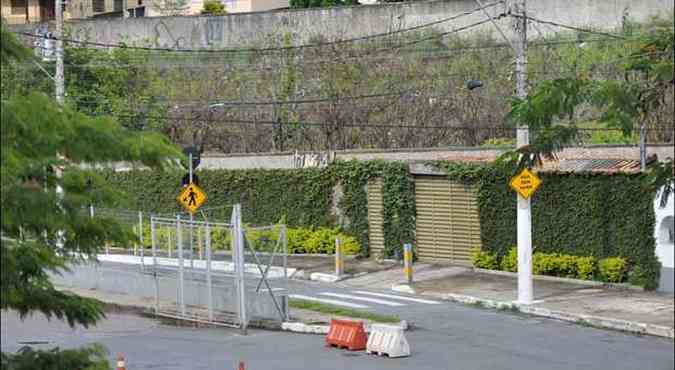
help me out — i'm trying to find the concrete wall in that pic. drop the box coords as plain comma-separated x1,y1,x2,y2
198,145,675,170
58,0,673,49
654,189,674,294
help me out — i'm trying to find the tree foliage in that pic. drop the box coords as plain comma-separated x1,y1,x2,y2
1,24,181,368
506,22,674,202
201,0,227,15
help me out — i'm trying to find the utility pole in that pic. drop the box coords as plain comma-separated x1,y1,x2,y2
54,0,65,252
511,0,533,305
55,0,64,104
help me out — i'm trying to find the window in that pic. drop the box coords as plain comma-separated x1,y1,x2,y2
11,0,27,15
92,0,105,13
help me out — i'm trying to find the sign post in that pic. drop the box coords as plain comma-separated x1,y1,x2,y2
509,168,541,304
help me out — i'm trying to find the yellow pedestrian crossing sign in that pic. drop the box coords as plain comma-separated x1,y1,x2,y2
177,182,207,214
510,168,542,199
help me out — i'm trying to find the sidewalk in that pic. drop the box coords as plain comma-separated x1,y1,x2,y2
408,269,674,338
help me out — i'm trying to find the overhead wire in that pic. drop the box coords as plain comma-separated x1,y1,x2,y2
13,1,503,54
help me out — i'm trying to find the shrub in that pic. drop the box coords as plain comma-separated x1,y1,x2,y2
499,248,597,281
471,249,499,269
500,247,518,272
302,227,360,255
628,257,661,290
575,257,596,280
598,257,628,283
201,0,227,15
286,227,313,254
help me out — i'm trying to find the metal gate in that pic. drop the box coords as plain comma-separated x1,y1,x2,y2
414,176,481,265
148,204,288,333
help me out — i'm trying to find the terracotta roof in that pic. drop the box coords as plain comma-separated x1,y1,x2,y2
540,158,643,173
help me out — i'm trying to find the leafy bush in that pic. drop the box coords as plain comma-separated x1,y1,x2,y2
301,227,360,255
598,257,628,283
575,256,596,280
201,0,227,15
500,247,518,272
628,257,661,289
471,248,499,269
138,224,360,255
495,247,598,280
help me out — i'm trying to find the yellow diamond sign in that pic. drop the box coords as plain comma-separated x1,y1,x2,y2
510,168,542,199
177,182,207,214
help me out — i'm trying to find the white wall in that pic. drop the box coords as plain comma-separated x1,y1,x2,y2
655,189,674,269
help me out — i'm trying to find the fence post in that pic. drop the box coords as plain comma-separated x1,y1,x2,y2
177,214,185,317
335,237,344,277
403,243,413,284
231,204,247,335
168,228,172,258
198,225,203,260
205,221,213,322
139,211,144,271
151,216,159,314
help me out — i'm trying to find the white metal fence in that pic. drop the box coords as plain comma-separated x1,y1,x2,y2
85,204,288,334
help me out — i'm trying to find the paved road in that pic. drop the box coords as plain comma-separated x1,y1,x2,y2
2,309,673,370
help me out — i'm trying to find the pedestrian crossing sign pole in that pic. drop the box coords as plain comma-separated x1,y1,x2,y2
177,182,207,214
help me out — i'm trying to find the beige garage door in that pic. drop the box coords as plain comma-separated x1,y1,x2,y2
367,178,385,259
415,176,481,265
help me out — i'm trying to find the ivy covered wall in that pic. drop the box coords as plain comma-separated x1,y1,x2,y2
100,160,417,258
100,160,659,288
475,169,660,289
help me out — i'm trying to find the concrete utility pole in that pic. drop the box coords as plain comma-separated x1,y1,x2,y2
55,0,64,104
511,0,533,305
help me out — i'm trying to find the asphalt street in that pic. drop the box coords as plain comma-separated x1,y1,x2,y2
3,293,674,370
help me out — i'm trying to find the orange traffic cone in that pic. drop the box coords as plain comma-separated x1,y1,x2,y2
238,361,245,370
116,355,126,370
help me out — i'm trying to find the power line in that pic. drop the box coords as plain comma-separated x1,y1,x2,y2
66,89,417,107
98,111,675,133
13,2,502,55
516,14,627,40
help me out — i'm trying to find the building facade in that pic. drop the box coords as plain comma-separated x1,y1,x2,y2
2,0,287,24
1,0,54,25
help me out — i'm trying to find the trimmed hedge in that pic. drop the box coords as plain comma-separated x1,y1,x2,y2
100,160,416,258
476,170,660,289
474,248,627,283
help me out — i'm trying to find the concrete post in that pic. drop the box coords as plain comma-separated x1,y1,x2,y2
511,0,533,305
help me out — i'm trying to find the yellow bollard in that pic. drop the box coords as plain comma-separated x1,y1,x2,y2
403,243,413,284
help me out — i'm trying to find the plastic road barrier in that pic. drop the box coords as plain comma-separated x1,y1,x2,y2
325,319,368,351
366,323,411,358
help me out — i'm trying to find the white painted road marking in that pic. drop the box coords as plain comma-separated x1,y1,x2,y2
288,294,370,309
354,291,441,305
319,292,406,307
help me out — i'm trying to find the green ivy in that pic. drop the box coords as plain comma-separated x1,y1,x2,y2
330,161,416,259
99,160,417,259
474,168,660,289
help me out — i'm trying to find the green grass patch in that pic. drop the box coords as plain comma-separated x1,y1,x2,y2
289,298,401,323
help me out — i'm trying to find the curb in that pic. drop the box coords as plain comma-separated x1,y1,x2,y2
281,320,409,335
309,272,352,283
473,268,645,291
422,292,674,339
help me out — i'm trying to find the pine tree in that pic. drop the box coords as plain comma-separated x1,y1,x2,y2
1,24,181,369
